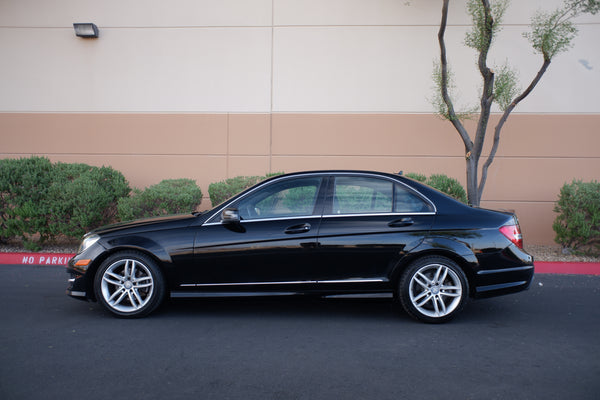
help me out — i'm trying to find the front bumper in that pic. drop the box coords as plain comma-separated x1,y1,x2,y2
66,258,92,300
66,276,88,299
65,243,107,301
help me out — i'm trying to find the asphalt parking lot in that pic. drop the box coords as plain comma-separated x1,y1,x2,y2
1,264,599,400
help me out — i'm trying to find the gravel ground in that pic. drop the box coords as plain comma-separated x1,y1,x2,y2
0,238,79,254
525,244,599,262
1,239,598,263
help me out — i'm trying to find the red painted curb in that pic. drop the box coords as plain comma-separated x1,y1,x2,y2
0,252,75,266
534,261,600,275
0,253,599,275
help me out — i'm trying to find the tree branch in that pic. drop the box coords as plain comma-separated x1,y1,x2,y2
478,58,552,198
438,0,473,152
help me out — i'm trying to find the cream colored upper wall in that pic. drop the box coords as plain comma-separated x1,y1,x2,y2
275,0,449,26
274,0,600,26
0,0,273,27
0,27,273,112
2,0,595,28
0,0,274,112
272,0,600,113
273,25,436,113
0,0,599,113
272,23,600,113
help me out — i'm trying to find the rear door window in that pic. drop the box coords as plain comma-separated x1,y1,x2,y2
332,176,432,214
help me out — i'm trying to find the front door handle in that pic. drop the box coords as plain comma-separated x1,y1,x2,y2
285,223,311,234
388,218,414,227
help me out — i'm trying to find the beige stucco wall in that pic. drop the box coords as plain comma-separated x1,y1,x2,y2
2,112,599,245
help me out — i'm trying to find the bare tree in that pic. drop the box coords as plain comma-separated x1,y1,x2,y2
434,0,599,206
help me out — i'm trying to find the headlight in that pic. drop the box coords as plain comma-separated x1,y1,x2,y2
78,234,100,254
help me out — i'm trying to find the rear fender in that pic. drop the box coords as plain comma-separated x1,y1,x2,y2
390,236,479,293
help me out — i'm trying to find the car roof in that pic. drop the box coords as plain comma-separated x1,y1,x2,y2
263,170,402,180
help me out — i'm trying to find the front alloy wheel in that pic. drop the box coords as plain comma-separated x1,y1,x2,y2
94,251,165,318
399,256,468,323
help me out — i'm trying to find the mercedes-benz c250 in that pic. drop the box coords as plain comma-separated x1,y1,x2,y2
67,170,534,323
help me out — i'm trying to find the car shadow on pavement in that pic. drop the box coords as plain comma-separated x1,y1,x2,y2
161,295,406,321
154,295,515,325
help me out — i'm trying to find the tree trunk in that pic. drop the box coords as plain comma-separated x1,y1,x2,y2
466,157,479,206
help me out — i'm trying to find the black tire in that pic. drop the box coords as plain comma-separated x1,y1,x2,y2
94,251,166,318
398,256,468,323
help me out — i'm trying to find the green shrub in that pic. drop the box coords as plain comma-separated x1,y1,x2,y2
553,180,600,255
427,174,468,204
0,156,130,247
405,172,427,183
48,163,130,238
208,173,284,206
118,179,203,221
0,157,54,245
406,172,467,203
209,176,262,207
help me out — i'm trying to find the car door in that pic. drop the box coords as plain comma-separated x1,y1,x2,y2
182,176,326,289
314,174,435,285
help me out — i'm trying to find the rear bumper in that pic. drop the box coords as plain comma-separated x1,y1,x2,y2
472,244,535,298
473,265,534,298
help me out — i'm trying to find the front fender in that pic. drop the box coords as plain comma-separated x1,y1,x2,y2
66,235,173,302
104,235,173,265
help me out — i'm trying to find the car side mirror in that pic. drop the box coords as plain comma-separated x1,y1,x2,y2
221,208,240,224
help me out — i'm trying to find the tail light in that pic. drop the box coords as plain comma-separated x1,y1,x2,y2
499,223,523,249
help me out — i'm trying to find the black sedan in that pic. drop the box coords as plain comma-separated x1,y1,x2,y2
67,170,534,323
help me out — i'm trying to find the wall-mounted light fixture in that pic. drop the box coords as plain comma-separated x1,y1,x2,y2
73,23,99,38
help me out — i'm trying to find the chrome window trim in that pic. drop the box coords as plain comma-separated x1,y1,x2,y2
322,211,436,218
203,215,322,227
203,211,434,226
202,171,437,226
180,278,385,288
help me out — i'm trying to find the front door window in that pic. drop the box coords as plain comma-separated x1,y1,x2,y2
237,177,323,220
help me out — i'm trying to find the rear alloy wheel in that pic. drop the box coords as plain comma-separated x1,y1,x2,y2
94,251,165,318
399,256,468,323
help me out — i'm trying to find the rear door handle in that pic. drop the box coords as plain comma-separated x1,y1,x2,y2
388,218,414,227
285,223,311,234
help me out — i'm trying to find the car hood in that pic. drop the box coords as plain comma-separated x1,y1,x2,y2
88,214,199,236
